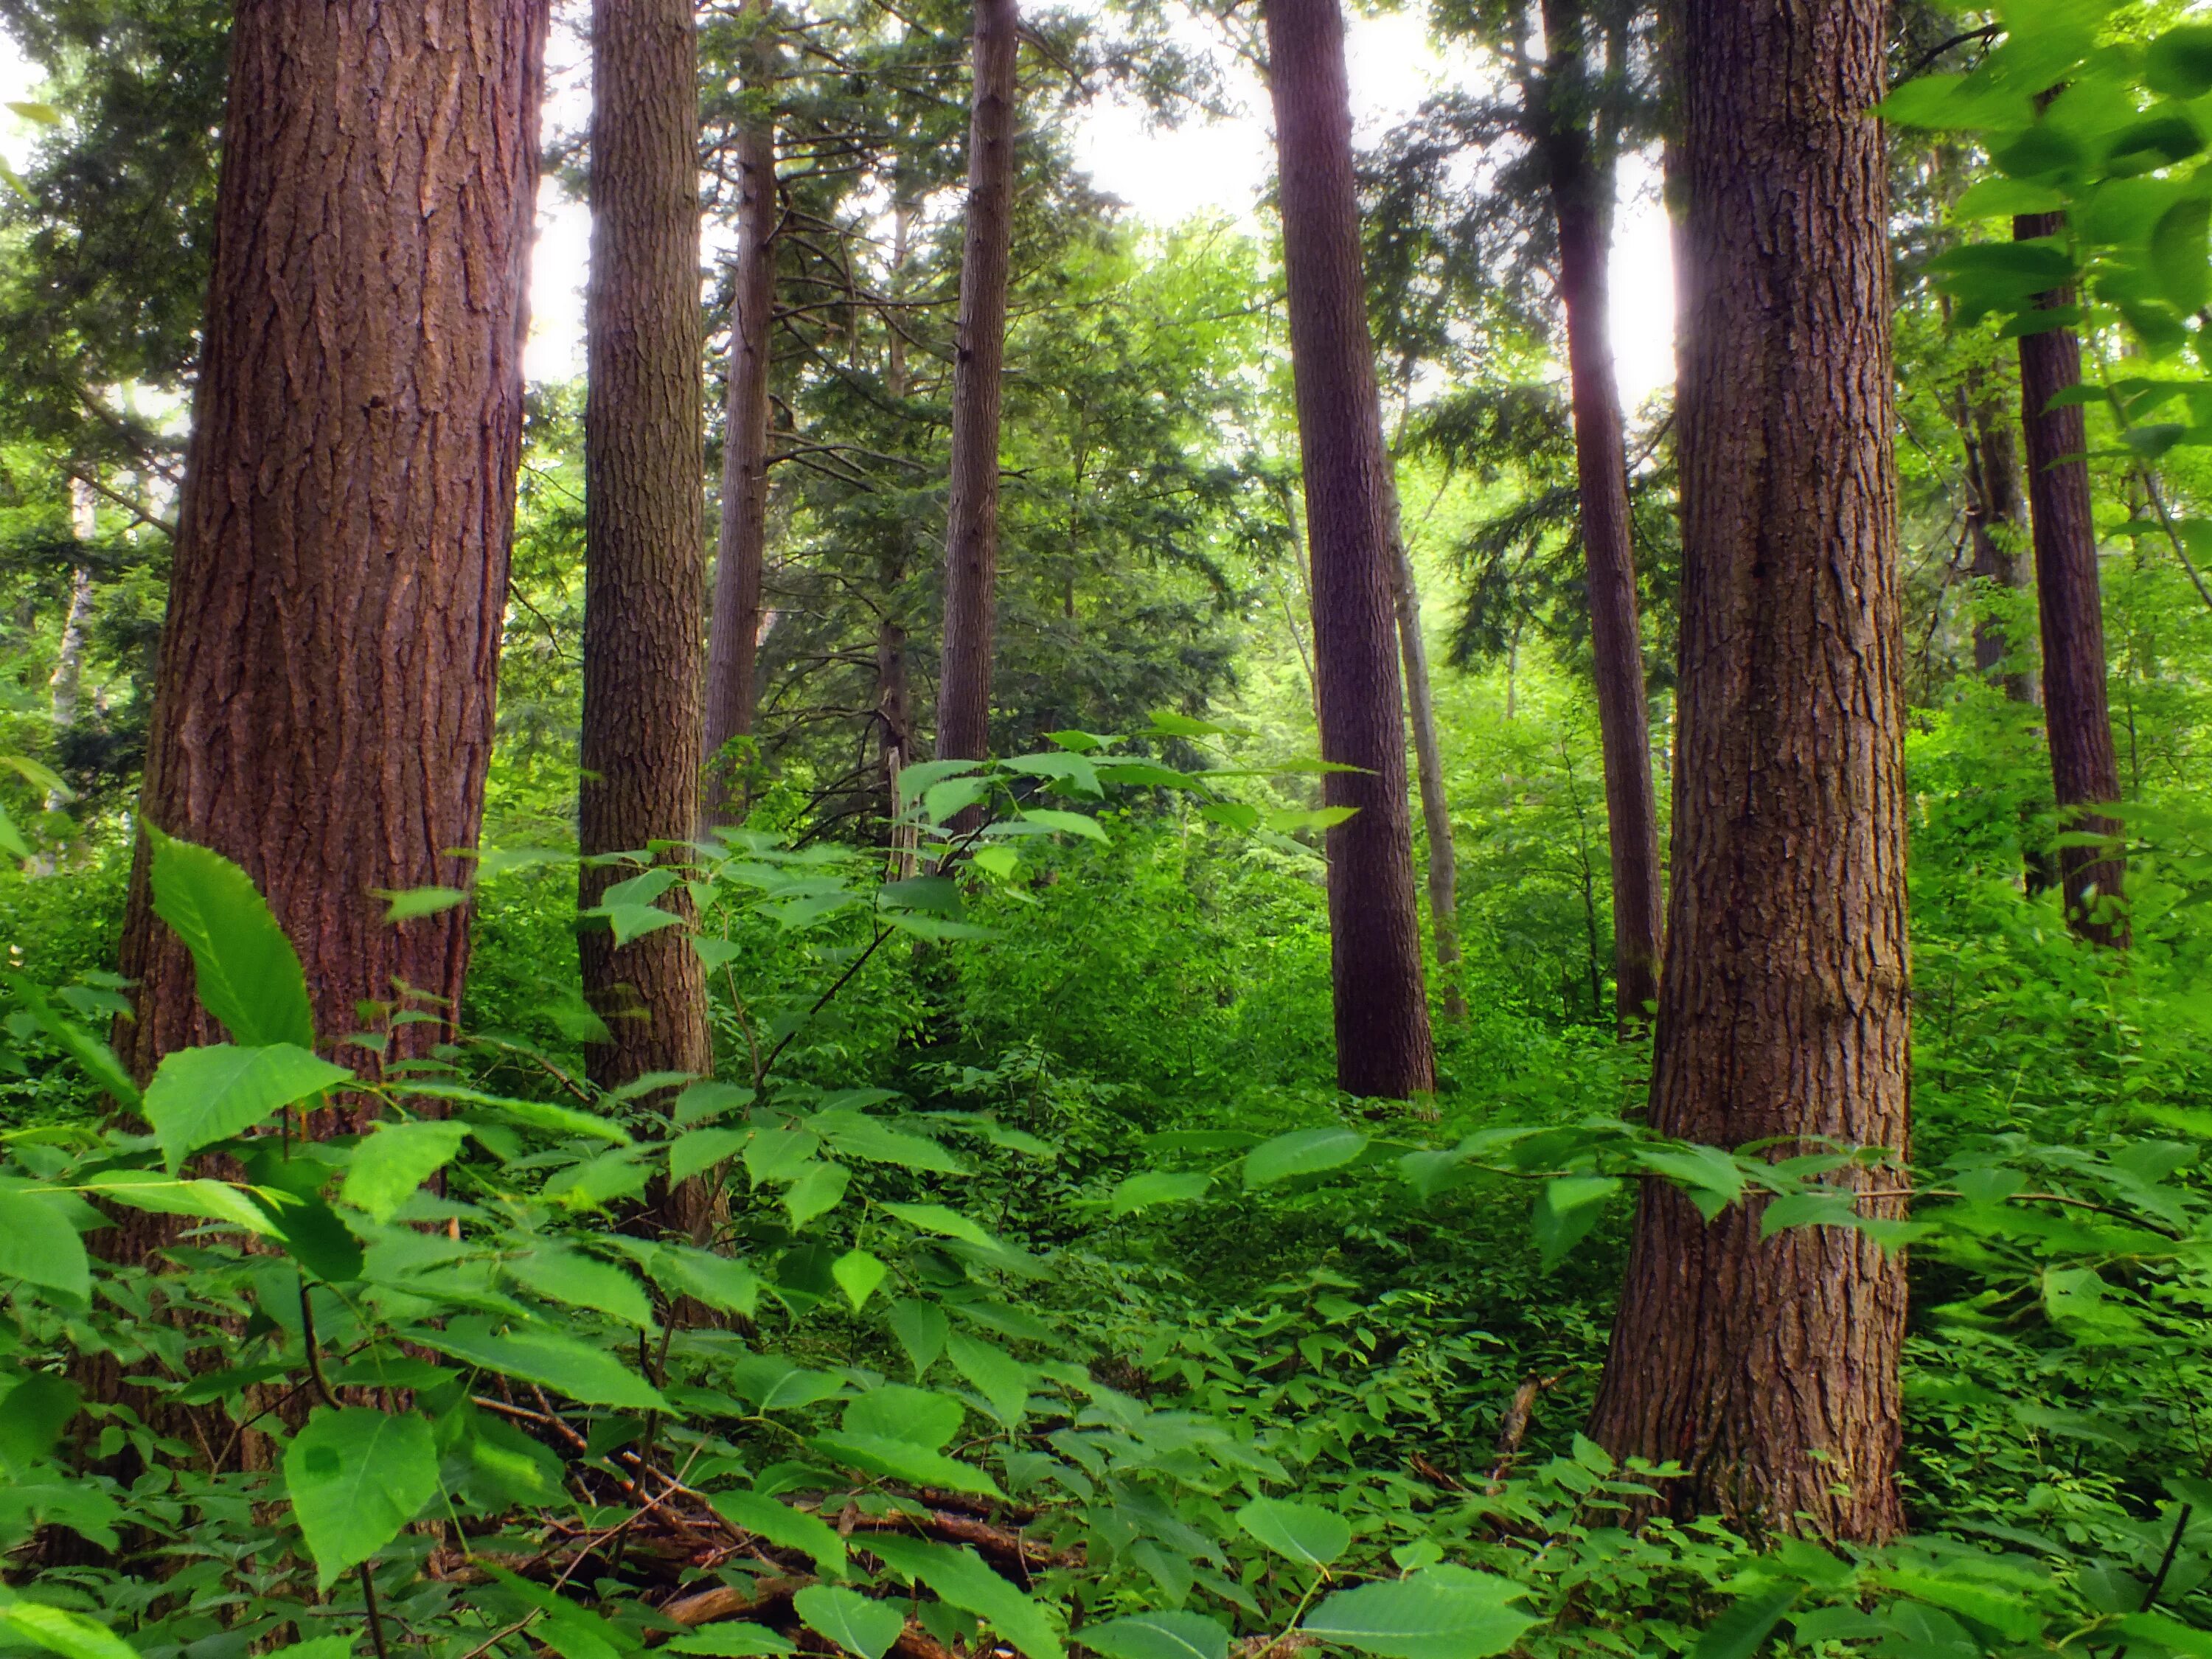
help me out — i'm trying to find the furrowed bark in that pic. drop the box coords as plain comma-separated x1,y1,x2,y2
580,0,714,1234
932,0,1020,782
1265,0,1436,1098
1587,0,1910,1541
2015,210,2125,945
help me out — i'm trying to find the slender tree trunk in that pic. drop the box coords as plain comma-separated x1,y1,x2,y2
880,193,917,876
1587,0,1910,1541
933,0,1019,775
1959,380,2038,703
116,0,547,1091
701,0,778,824
1387,527,1465,1020
580,0,714,1197
1534,0,1663,1030
46,478,97,809
1265,0,1436,1099
2016,211,2125,945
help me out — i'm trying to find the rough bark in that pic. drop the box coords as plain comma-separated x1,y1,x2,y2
1265,0,1436,1099
580,0,714,1171
1534,0,1664,1030
1586,0,1910,1541
1387,527,1464,1021
701,0,778,824
2015,212,2125,945
1958,381,2037,703
933,0,1020,773
116,0,548,1091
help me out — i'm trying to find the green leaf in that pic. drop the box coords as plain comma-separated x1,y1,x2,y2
0,1601,142,1659
282,1406,438,1589
1301,1567,1536,1659
675,1080,755,1125
832,1248,888,1311
0,799,29,860
651,1245,762,1320
1262,806,1355,834
945,1329,1029,1425
2118,1613,2212,1657
507,1246,653,1329
1634,1147,1745,1222
793,1587,905,1659
2148,24,2212,99
783,1161,851,1227
2150,195,2211,314
729,1354,846,1412
670,1127,748,1187
1021,809,1108,842
342,1120,467,1221
880,1201,999,1249
897,758,984,810
868,1535,1065,1659
408,1316,669,1410
375,886,468,922
142,1043,353,1170
82,1171,278,1235
260,1191,365,1284
712,1489,848,1576
6,977,139,1110
1531,1176,1619,1270
1110,1171,1211,1216
4,100,60,126
589,902,685,947
147,830,316,1048
406,1081,632,1144
664,1626,797,1658
1244,1127,1367,1188
1082,1613,1229,1659
0,1373,80,1472
745,1127,821,1185
808,1433,1004,1499
813,1113,970,1175
1868,1571,2041,1642
1693,1587,1799,1659
1234,1496,1350,1568
0,1189,89,1302
888,1298,949,1377
845,1382,964,1447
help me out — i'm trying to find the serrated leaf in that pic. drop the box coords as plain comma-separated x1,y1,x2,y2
794,1587,905,1659
670,1127,748,1187
1531,1175,1618,1270
665,1625,797,1658
651,1245,762,1319
82,1171,278,1236
408,1316,669,1410
0,1189,89,1302
147,831,316,1048
1082,1613,1229,1659
712,1489,848,1575
807,1431,1004,1498
142,1043,352,1171
282,1406,437,1589
888,1298,949,1377
1234,1496,1350,1568
1692,1587,1799,1659
832,1248,888,1310
1301,1567,1535,1659
0,1601,142,1659
1021,809,1107,842
728,1354,845,1412
342,1120,467,1221
1110,1170,1211,1216
507,1246,653,1328
1244,1127,1367,1188
813,1113,970,1175
783,1161,850,1227
945,1328,1029,1425
868,1535,1064,1659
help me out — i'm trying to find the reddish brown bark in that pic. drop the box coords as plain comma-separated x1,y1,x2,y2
1586,0,1910,1540
702,0,778,823
579,0,713,1143
1265,0,1436,1099
2015,212,2125,945
116,0,548,1088
1533,0,1663,1030
933,0,1019,773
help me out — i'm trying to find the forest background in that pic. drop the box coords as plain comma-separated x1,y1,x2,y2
1,0,2211,1656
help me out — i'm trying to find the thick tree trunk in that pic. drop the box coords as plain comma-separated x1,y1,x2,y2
116,0,547,1090
2015,212,2125,945
933,0,1019,773
1534,0,1664,1031
580,0,714,1180
701,0,778,824
1587,0,1910,1541
1387,528,1464,1021
1265,0,1436,1099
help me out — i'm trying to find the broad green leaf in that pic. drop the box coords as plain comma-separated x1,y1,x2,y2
794,1587,904,1659
83,1171,279,1236
1244,1127,1367,1189
845,1382,964,1447
375,886,467,921
1693,1587,1800,1659
1082,1613,1229,1659
808,1431,1004,1498
1635,1147,1745,1222
508,1246,653,1329
869,1535,1065,1659
665,1627,797,1658
745,1127,821,1184
897,757,983,810
2147,24,2212,99
832,1248,888,1311
880,1201,1001,1249
589,903,684,947
1868,1571,2042,1641
282,1406,437,1589
406,1081,633,1145
1302,1567,1536,1659
0,1373,80,1471
813,1113,970,1175
945,1328,1029,1425
342,1120,467,1221
0,1601,142,1659
1531,1176,1619,1270
1110,1171,1211,1216
888,1298,949,1377
670,1127,748,1188
729,1354,846,1412
0,1189,89,1301
408,1317,669,1410
652,1245,762,1319
147,831,315,1048
258,1191,365,1284
4,100,60,126
2149,195,2211,314
675,1079,756,1125
783,1161,851,1227
712,1489,847,1575
1234,1496,1350,1568
144,1043,353,1170
2119,1613,2212,1657
1021,808,1107,842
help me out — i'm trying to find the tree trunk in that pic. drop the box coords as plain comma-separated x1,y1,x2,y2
1534,0,1664,1031
933,0,1019,775
880,192,918,877
580,0,714,1193
1265,0,1436,1099
116,0,547,1091
2015,211,2125,945
1387,526,1465,1021
46,478,97,809
701,0,778,824
1958,382,2037,703
1587,0,1910,1541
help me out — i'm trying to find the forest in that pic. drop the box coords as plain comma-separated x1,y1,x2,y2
1,0,2211,1651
